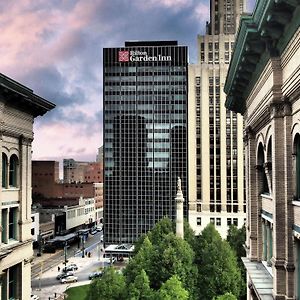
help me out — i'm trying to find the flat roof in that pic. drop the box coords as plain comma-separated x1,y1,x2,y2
125,41,178,47
105,244,134,253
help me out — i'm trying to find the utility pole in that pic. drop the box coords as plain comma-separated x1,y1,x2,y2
64,242,68,266
82,236,85,258
38,261,43,291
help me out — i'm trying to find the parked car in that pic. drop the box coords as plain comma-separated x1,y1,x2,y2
91,229,97,235
60,275,78,284
62,264,78,272
89,271,103,280
68,263,78,270
96,225,103,232
56,271,74,280
31,295,39,300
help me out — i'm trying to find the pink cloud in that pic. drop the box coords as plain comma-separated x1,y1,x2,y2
32,121,102,161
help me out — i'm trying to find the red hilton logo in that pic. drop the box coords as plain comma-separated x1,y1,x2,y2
118,51,129,62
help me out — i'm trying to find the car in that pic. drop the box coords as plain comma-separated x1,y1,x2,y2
60,275,78,284
62,264,78,272
31,295,39,300
89,271,103,280
96,225,103,232
56,271,74,280
68,263,78,270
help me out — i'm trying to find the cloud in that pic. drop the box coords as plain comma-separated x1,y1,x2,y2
0,0,255,168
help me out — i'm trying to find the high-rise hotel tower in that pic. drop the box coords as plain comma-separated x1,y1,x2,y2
103,41,188,245
189,0,246,237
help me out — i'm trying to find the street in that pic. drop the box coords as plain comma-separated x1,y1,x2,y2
31,231,107,299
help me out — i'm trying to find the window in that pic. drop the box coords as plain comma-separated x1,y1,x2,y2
295,134,300,199
2,209,7,243
2,153,8,188
9,208,17,240
233,218,238,226
8,265,19,299
262,221,273,265
216,218,221,226
227,218,232,226
210,218,215,224
9,155,18,187
197,217,201,226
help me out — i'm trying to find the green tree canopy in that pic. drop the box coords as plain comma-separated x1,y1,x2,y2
85,267,126,300
150,232,196,290
183,219,196,248
124,218,197,297
147,217,174,245
214,292,237,300
124,236,154,284
156,275,189,300
127,269,154,300
227,225,246,259
194,223,242,300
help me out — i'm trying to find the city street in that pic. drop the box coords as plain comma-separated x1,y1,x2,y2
31,232,107,300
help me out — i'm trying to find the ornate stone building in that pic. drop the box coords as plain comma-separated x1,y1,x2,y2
0,73,55,299
224,0,300,298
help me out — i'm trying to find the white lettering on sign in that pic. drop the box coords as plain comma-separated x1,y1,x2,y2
129,51,171,62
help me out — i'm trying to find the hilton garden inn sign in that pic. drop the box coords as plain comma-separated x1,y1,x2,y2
118,50,171,62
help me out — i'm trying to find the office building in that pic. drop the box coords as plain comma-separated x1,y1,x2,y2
225,0,300,298
0,73,55,299
103,41,188,245
188,0,246,237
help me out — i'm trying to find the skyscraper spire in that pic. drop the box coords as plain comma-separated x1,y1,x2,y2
176,177,184,239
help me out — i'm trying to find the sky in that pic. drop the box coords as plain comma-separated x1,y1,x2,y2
0,0,256,166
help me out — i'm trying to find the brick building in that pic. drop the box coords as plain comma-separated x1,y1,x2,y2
63,158,103,183
224,0,300,298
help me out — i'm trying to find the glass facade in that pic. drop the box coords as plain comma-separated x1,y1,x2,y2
103,41,188,245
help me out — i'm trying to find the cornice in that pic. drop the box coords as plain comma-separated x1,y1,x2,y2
224,0,300,114
0,73,55,117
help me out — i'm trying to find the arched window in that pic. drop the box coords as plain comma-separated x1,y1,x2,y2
265,138,272,194
294,134,300,199
2,153,8,188
257,143,269,194
9,155,18,187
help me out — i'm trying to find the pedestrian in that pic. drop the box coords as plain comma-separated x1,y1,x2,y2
58,266,60,272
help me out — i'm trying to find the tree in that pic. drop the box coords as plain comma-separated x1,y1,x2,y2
147,217,174,245
124,236,154,284
156,275,189,300
227,225,247,299
127,269,154,300
227,225,246,259
194,223,242,300
85,267,126,300
214,292,237,300
183,219,196,248
124,218,197,297
150,232,196,292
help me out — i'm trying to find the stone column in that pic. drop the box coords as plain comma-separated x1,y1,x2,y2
270,101,288,299
175,177,184,239
244,126,258,260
